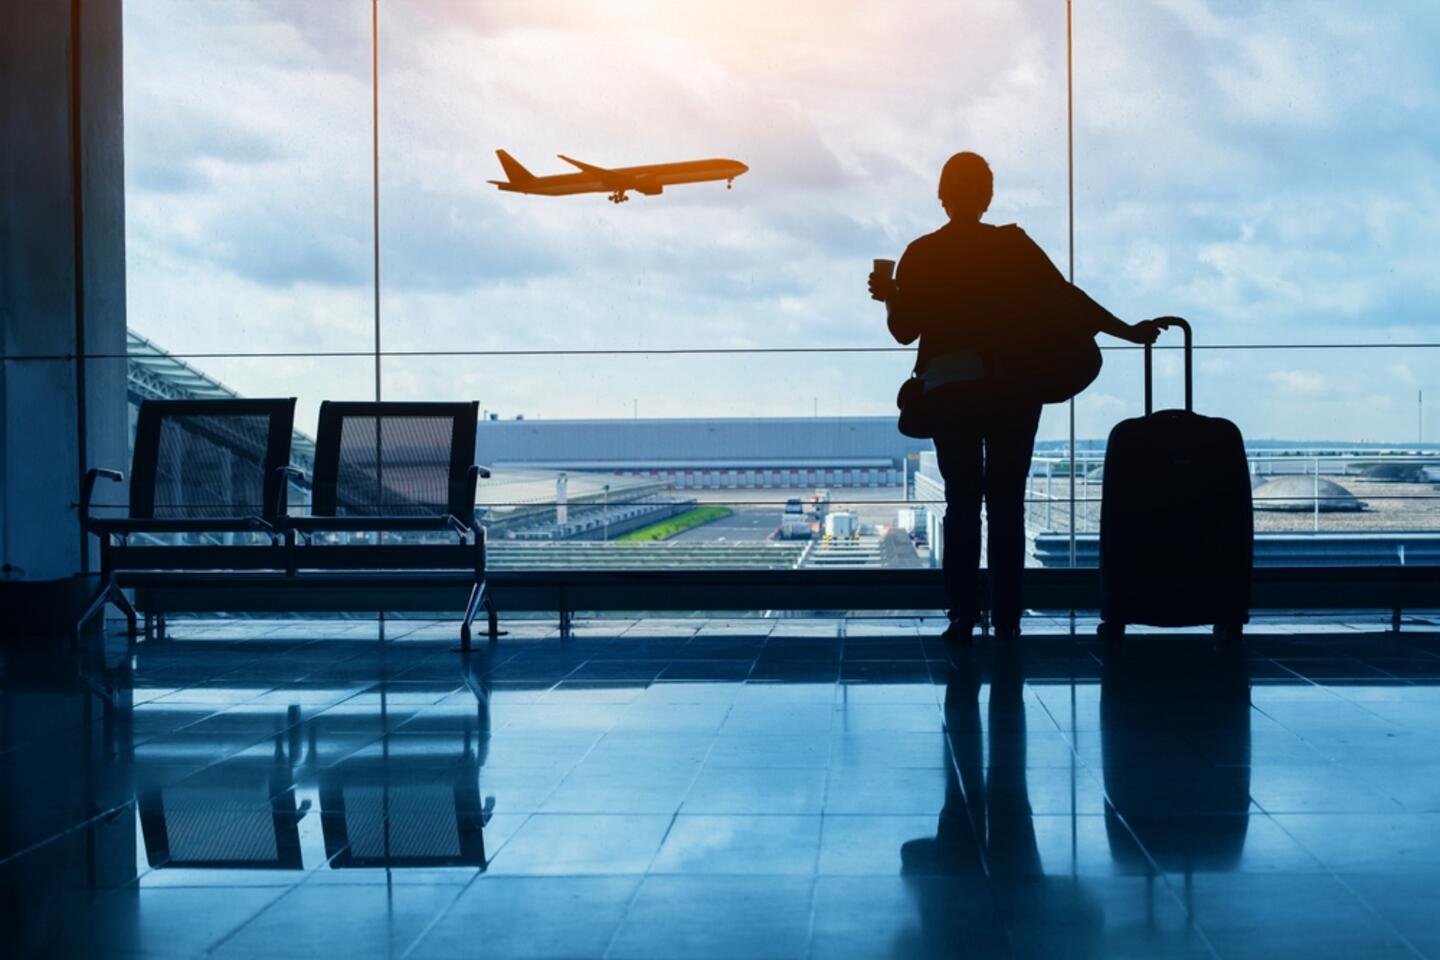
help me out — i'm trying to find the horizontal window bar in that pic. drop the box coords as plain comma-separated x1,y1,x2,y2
10,341,1440,363
78,493,1440,509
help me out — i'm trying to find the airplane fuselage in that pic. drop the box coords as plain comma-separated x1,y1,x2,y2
490,153,748,203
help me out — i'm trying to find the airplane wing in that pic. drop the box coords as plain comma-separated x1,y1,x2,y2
557,155,614,178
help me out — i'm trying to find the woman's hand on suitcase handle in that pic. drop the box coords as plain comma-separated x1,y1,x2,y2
1126,319,1162,345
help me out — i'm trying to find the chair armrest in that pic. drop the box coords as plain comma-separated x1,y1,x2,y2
81,468,124,529
247,516,280,536
273,465,307,518
461,466,491,538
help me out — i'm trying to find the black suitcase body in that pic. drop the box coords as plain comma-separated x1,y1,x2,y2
1099,318,1253,637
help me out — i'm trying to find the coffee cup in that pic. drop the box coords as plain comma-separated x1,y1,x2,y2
872,258,896,280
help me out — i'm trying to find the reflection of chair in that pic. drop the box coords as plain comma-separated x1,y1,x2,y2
138,762,303,870
319,741,490,869
285,401,499,648
1102,644,1251,873
462,647,494,768
77,398,298,641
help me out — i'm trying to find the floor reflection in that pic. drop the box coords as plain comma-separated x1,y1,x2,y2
138,737,306,870
128,650,498,876
6,617,1440,958
1102,641,1252,877
901,646,1103,958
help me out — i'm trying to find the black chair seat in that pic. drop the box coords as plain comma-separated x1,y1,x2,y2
287,514,466,534
88,516,275,535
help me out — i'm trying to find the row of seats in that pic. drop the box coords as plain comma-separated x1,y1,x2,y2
77,398,498,646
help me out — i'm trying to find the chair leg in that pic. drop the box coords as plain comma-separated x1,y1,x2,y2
74,580,114,649
483,592,506,640
111,587,140,637
459,581,485,654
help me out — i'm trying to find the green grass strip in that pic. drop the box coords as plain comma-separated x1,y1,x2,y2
616,506,734,542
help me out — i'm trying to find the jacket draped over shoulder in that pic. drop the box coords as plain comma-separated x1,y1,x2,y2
887,222,1112,377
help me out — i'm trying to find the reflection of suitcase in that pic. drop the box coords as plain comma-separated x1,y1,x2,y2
1102,643,1251,871
1098,318,1252,640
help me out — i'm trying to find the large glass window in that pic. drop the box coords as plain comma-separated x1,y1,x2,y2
121,1,1440,579
123,0,375,432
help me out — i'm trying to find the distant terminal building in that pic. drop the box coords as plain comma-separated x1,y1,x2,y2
913,451,948,567
475,417,931,489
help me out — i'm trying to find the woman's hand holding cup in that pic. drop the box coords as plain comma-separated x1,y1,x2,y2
869,258,897,303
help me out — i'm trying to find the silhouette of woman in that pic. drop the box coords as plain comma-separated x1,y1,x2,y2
870,152,1158,642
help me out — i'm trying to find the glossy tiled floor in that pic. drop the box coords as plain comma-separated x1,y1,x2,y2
6,615,1440,958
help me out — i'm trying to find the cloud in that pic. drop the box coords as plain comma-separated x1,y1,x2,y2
1210,33,1338,128
1267,369,1327,396
1388,363,1417,385
120,0,1440,443
126,106,283,193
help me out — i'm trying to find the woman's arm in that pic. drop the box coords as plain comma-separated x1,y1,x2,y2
870,246,922,345
1075,286,1159,345
885,298,922,346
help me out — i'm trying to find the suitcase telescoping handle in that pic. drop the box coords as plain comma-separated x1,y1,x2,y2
1143,316,1193,414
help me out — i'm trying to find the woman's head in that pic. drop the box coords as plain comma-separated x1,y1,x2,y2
938,152,993,221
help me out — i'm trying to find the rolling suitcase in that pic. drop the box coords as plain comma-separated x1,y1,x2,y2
1098,317,1252,641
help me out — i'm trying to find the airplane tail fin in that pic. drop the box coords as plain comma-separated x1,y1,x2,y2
495,150,535,184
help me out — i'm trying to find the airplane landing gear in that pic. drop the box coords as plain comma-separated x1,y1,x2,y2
726,179,733,190
608,191,629,204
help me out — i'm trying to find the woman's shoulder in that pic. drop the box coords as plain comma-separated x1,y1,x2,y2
903,222,1040,271
904,223,952,254
913,220,1029,245
986,223,1049,263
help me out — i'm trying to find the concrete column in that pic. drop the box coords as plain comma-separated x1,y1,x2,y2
0,0,127,627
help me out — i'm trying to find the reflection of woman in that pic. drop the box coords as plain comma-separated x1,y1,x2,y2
871,152,1158,641
898,647,1101,958
900,646,1042,875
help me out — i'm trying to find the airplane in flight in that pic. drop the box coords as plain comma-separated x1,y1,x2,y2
489,150,749,204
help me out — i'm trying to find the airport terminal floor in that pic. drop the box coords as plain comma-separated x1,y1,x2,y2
6,615,1440,959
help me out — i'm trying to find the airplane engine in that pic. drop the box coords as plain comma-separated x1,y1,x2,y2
635,178,664,196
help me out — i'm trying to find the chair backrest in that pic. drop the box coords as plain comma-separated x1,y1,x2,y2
311,401,479,523
129,398,297,521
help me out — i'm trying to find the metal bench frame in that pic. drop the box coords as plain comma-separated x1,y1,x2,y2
77,397,298,644
122,564,1440,641
283,400,499,648
81,398,502,649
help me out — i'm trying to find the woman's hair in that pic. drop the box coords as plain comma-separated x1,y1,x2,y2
938,152,993,215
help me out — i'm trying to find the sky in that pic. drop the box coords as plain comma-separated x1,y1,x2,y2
122,0,1440,443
